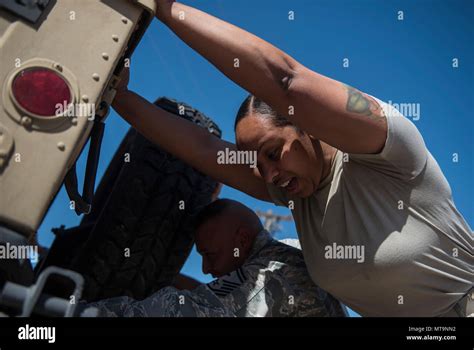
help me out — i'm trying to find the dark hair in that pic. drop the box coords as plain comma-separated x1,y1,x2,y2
234,95,295,131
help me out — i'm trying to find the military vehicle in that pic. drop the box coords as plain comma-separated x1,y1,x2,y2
0,0,346,317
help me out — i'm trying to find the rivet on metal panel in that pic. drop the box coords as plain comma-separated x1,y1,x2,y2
57,142,66,151
53,63,63,72
20,116,32,127
112,35,119,42
82,95,89,103
71,117,78,126
92,73,100,82
121,17,128,24
102,53,109,60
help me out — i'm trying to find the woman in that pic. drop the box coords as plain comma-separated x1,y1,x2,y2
111,1,473,316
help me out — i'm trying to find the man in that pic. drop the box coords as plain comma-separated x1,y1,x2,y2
89,199,345,317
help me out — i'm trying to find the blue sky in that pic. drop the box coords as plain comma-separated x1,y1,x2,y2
38,0,473,317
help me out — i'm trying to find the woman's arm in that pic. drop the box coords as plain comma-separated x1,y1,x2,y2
112,78,271,202
155,1,387,154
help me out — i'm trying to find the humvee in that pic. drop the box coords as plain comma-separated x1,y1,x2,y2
0,0,346,317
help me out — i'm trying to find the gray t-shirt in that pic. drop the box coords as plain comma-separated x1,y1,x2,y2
266,97,473,317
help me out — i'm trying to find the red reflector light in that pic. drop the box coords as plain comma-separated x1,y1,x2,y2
12,68,72,117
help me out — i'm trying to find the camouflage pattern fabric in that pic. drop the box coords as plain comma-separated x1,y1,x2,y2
88,230,343,317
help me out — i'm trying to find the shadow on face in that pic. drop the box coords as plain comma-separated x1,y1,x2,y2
236,114,324,197
194,199,262,278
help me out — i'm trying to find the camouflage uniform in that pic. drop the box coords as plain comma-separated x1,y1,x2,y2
88,230,344,317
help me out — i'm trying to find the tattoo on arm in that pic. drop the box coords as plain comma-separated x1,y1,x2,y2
345,84,385,121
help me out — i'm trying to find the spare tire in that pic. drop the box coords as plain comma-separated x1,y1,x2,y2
41,97,221,302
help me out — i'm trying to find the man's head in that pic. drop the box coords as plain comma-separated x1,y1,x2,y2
194,199,263,278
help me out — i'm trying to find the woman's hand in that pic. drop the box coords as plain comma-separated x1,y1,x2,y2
154,0,176,22
112,66,130,110
115,66,130,94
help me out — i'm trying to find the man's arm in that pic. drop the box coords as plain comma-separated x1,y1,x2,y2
155,1,387,154
89,286,234,317
86,296,147,317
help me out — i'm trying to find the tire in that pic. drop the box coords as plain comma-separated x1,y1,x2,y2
41,97,221,302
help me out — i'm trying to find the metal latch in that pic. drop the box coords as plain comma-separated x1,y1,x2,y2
64,119,105,216
0,123,14,171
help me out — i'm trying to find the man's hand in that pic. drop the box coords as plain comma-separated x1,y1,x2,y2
154,0,175,22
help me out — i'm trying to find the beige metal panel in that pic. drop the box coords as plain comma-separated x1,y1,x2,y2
0,0,155,238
